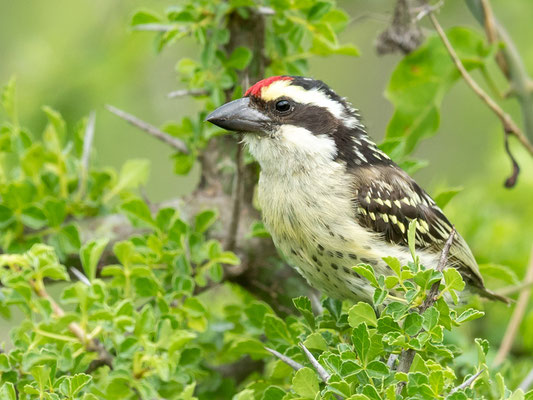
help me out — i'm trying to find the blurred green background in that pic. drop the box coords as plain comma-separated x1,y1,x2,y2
1,0,532,352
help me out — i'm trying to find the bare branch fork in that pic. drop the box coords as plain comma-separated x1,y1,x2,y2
426,11,533,187
449,369,485,394
396,227,456,395
105,105,189,154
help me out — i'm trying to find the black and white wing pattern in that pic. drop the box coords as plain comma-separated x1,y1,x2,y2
351,165,492,295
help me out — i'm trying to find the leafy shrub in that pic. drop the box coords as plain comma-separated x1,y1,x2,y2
1,0,533,399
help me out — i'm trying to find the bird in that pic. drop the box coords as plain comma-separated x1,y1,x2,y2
206,75,507,304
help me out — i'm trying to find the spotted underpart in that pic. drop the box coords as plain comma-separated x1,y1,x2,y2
240,76,508,304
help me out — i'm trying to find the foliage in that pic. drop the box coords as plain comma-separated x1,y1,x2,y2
1,0,532,399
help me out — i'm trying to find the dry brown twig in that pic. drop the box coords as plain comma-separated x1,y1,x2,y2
493,246,533,367
427,11,533,187
106,104,189,154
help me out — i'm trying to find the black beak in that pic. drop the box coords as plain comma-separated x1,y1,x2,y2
205,97,269,133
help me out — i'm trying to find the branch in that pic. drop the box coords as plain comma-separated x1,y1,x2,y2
167,88,209,99
493,245,533,367
131,23,179,32
497,279,533,297
428,12,533,187
105,105,189,153
30,280,113,372
467,0,533,143
77,111,96,197
519,367,533,392
299,342,330,382
449,369,485,395
396,227,455,395
225,141,244,251
265,347,304,371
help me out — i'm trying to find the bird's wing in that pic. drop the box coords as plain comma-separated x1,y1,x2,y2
351,165,484,288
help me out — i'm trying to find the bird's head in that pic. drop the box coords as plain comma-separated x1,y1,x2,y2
206,76,372,171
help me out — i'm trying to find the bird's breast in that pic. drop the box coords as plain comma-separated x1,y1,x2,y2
257,168,383,300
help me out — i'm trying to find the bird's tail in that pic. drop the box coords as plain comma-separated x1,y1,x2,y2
478,287,512,305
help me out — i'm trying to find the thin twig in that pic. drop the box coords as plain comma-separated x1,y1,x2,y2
449,369,485,394
468,0,533,143
257,6,275,16
299,343,330,382
225,141,244,251
396,228,455,395
105,105,188,153
428,13,533,159
77,111,96,197
387,353,399,369
265,347,304,371
167,88,209,99
30,280,113,371
131,23,178,32
70,267,91,287
519,367,533,392
493,246,533,367
497,279,533,297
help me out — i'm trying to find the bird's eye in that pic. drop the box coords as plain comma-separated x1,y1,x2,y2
275,100,291,113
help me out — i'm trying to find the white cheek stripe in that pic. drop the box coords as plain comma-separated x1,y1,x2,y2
261,80,357,128
278,125,337,158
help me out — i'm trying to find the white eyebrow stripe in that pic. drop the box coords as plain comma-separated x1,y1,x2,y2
260,80,358,128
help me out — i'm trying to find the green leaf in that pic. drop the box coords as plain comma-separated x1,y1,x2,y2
352,264,378,287
43,198,67,227
443,268,465,303
264,315,292,343
131,9,161,26
173,152,195,175
348,302,377,328
262,386,286,400
59,373,92,398
0,383,16,400
366,360,389,378
292,367,319,398
215,251,240,265
383,257,402,277
293,296,315,329
80,238,109,282
307,2,332,22
228,338,270,360
1,77,17,123
303,332,328,351
20,206,47,229
195,209,218,233
0,205,14,229
434,187,462,209
422,307,440,331
407,219,417,262
403,313,423,336
120,198,156,228
352,323,370,364
456,308,484,323
227,47,253,70
385,27,490,155
104,159,150,202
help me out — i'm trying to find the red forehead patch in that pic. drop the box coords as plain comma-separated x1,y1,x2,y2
244,76,293,97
